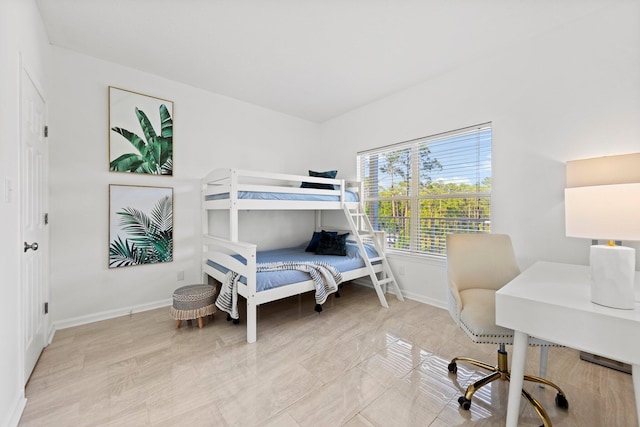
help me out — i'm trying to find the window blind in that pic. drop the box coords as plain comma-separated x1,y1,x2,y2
357,123,492,257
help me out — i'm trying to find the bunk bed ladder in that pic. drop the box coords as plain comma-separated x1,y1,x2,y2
343,203,404,308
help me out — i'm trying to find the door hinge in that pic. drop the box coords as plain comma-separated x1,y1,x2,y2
44,213,48,225
44,125,48,138
44,302,49,314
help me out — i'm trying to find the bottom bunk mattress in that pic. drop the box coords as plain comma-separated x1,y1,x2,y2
206,242,379,292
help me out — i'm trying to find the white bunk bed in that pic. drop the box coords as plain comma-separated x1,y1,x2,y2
201,168,403,343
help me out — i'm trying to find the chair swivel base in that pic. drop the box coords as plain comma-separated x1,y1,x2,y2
447,345,568,427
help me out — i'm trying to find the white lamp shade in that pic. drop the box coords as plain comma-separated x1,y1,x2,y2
565,183,640,241
566,152,640,187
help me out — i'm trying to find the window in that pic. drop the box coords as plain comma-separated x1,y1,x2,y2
357,123,492,257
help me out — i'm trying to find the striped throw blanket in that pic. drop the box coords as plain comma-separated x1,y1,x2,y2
215,261,343,320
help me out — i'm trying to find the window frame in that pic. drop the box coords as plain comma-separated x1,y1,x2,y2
357,123,492,259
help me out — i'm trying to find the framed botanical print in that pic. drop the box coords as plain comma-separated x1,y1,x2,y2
109,185,173,268
109,87,174,175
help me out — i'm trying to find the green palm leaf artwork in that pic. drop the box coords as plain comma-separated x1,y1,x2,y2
109,185,173,268
109,87,173,175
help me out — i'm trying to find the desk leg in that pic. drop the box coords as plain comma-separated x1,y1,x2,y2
506,331,528,427
633,364,640,427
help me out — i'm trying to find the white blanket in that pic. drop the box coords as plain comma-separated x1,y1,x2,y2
215,261,343,320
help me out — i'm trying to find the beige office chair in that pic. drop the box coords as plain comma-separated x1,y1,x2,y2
446,233,568,427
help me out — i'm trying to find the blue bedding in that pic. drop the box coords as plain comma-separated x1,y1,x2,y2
207,242,379,292
206,190,359,202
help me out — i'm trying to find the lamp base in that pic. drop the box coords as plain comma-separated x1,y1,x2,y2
590,245,635,310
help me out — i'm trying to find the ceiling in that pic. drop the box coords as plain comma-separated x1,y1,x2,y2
36,0,607,123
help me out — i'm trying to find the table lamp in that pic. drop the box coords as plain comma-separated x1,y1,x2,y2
565,153,640,310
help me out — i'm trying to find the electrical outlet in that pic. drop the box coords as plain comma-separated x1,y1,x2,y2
398,266,406,276
177,270,184,281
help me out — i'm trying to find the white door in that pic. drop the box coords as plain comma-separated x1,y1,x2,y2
21,67,48,384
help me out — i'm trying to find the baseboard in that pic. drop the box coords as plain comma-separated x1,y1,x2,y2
579,352,632,374
4,393,26,427
46,322,55,345
52,299,172,332
351,278,447,310
400,290,447,310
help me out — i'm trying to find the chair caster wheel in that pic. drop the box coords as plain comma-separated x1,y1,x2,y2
458,396,471,410
448,361,457,374
555,393,569,409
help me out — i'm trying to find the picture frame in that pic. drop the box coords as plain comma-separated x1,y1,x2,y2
109,184,173,268
108,86,174,175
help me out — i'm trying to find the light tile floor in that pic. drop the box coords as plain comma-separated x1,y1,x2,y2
20,284,637,426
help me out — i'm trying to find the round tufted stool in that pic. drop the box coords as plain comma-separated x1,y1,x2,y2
170,284,216,328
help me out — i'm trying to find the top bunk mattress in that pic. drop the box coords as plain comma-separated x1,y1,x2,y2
207,242,378,292
206,190,359,202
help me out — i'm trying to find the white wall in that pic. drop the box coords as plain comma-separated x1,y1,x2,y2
319,2,640,307
0,1,50,425
49,47,320,327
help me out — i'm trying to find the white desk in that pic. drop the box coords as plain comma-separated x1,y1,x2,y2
495,261,640,427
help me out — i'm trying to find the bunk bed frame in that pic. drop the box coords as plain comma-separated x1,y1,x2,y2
201,168,403,343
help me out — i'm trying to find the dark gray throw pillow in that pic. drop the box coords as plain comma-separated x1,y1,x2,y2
300,170,338,190
305,230,338,252
315,231,348,256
